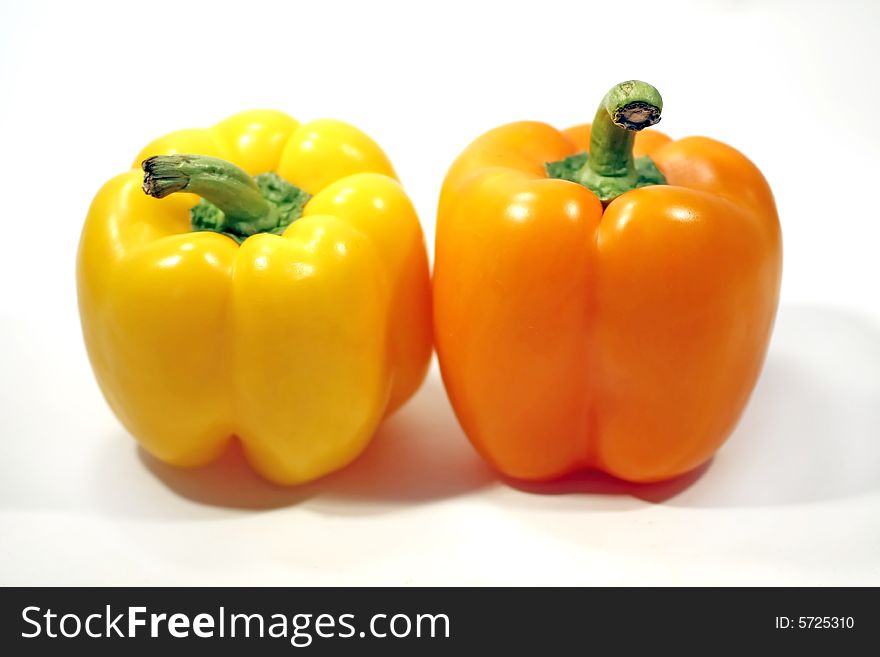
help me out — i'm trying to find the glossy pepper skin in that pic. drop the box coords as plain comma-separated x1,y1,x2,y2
78,110,432,485
434,91,782,483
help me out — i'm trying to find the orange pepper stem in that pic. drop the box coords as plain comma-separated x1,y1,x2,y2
141,154,310,242
575,80,666,203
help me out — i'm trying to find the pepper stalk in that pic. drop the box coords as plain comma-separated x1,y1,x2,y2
546,80,668,203
142,155,310,243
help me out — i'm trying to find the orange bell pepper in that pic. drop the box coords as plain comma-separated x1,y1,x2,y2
434,81,782,483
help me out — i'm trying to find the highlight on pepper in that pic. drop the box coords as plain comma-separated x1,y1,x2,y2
433,80,782,483
77,110,433,485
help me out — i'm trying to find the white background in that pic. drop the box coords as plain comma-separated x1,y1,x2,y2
1,0,879,585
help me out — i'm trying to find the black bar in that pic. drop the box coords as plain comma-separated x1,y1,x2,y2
0,587,874,654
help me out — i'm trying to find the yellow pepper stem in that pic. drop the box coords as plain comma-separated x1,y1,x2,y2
142,154,310,242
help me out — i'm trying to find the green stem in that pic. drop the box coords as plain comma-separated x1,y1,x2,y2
143,155,279,232
545,80,667,203
141,154,311,241
585,80,663,179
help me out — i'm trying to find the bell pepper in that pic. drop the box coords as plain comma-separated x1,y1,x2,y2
77,110,432,485
434,81,782,483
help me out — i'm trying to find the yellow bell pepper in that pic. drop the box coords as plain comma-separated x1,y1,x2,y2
77,110,432,484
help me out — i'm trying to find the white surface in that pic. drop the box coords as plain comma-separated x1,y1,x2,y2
1,0,879,585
